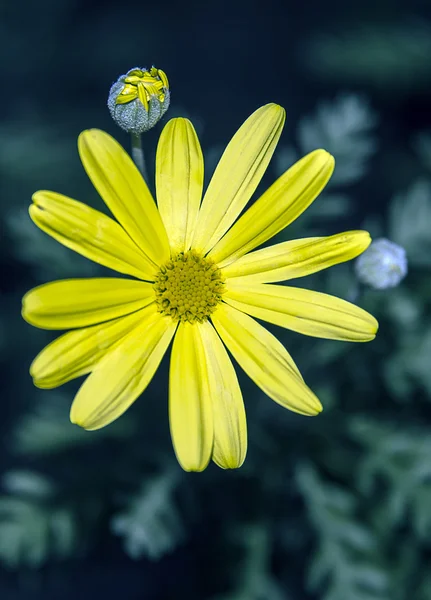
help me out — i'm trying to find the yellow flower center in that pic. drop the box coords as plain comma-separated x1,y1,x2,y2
115,67,169,111
153,252,225,323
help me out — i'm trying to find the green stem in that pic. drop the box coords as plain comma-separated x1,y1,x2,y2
131,133,148,182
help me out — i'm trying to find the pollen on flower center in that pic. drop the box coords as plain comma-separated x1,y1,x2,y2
153,252,225,323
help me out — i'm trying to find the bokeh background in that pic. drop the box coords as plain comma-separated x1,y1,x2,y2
2,0,431,598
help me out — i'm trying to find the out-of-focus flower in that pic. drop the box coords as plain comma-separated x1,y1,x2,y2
355,238,407,289
22,104,378,472
107,67,170,135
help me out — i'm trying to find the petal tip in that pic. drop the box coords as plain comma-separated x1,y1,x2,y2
270,103,286,124
70,398,106,431
255,103,286,127
78,128,108,151
358,230,372,251
305,395,323,416
69,407,81,426
369,320,379,339
180,461,209,473
31,190,47,204
310,148,335,170
32,379,54,390
70,402,89,429
263,102,284,113
79,128,102,137
70,411,91,431
363,314,379,341
314,401,323,415
21,302,33,326
323,149,335,166
213,456,246,470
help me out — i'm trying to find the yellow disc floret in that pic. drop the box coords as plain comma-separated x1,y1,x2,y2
154,252,225,323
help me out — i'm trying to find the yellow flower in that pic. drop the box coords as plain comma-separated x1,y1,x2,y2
22,104,378,472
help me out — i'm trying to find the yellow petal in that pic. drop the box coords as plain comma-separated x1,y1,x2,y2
191,104,285,254
137,82,149,110
209,150,335,267
199,321,247,469
224,283,378,342
212,303,321,415
78,129,170,267
223,231,371,284
30,191,157,281
70,307,176,430
30,309,147,389
22,278,155,329
115,91,138,105
169,322,214,472
156,118,204,252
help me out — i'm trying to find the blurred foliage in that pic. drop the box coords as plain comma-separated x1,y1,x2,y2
0,471,79,569
415,132,431,173
212,523,285,600
275,94,377,188
111,468,185,560
273,94,377,240
303,20,431,93
297,464,390,600
388,179,431,267
10,392,136,456
351,419,431,540
297,95,377,187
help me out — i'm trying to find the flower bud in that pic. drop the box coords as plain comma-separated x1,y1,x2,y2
355,238,407,289
107,67,170,135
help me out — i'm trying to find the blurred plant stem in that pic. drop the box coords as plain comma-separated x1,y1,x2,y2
131,133,148,182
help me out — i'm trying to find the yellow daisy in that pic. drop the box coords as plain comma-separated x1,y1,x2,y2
22,104,378,472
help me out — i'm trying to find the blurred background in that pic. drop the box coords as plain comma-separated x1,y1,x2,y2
1,0,431,598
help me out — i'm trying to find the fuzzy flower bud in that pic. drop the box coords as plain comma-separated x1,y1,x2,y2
355,238,407,289
107,66,170,135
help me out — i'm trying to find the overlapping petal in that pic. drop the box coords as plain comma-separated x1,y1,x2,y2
70,306,176,430
30,310,147,388
78,129,170,267
22,278,155,329
224,283,378,341
199,321,247,469
30,191,157,281
209,150,334,267
212,303,321,415
156,118,204,252
222,231,371,284
191,104,285,255
169,322,214,472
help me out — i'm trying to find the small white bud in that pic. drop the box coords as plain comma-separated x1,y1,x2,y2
355,238,407,289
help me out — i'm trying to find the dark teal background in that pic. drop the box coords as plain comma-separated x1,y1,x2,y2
1,0,431,598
